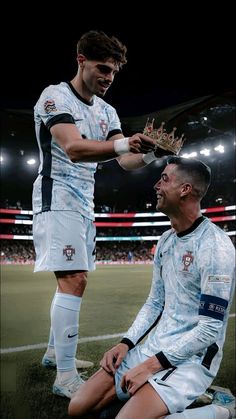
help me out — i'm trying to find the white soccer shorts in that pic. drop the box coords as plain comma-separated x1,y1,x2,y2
33,211,96,272
115,345,214,414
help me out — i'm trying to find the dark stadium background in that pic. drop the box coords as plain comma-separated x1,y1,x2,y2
1,93,235,213
1,8,235,419
1,6,236,212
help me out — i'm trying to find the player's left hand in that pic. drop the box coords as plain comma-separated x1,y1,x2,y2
120,355,163,395
139,135,156,154
120,363,152,395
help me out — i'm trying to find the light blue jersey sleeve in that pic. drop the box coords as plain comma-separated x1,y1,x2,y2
34,84,74,126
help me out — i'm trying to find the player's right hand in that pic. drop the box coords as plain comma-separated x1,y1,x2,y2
128,133,156,154
100,343,129,375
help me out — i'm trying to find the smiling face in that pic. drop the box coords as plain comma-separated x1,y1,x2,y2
154,163,186,214
79,55,119,97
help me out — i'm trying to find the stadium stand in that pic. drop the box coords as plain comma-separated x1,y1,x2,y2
0,206,235,264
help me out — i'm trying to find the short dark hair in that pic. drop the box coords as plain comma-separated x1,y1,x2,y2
166,156,211,199
77,30,127,68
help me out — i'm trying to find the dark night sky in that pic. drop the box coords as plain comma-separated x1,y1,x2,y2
1,7,235,209
2,7,236,116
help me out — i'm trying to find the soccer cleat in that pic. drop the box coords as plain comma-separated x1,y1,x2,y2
41,355,56,368
42,354,94,369
53,374,85,398
75,359,94,369
212,387,236,419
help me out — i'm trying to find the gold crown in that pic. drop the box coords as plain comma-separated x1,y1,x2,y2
143,118,185,155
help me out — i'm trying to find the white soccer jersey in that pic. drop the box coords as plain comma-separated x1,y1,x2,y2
123,217,235,377
33,82,122,220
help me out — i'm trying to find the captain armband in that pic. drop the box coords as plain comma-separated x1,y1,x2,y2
114,138,130,155
199,294,228,321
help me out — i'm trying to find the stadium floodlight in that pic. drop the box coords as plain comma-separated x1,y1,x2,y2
26,158,36,165
182,152,198,158
0,155,3,163
214,145,224,153
200,148,211,156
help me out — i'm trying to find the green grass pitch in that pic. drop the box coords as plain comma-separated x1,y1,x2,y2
1,264,235,419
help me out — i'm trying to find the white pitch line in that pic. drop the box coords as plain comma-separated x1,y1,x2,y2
1,313,236,355
0,332,125,354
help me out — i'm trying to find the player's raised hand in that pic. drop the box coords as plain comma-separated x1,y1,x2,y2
128,133,156,154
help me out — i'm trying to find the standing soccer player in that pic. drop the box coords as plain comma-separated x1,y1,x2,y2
32,30,161,399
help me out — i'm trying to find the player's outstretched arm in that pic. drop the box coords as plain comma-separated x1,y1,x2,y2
51,124,155,163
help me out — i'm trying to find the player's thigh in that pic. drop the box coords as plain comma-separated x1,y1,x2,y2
116,383,168,419
55,270,88,296
33,211,95,272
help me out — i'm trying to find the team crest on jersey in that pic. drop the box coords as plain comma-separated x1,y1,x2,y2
182,251,194,271
99,119,108,136
63,245,75,261
44,99,57,114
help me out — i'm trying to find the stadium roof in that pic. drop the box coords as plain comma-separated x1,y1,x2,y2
2,88,235,147
121,90,236,144
1,89,235,210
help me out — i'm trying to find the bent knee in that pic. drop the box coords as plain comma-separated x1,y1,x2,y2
68,398,76,417
68,396,86,417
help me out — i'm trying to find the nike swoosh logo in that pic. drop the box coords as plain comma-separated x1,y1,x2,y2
68,333,78,338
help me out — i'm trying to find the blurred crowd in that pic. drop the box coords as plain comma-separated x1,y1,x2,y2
0,201,235,264
1,227,235,265
1,241,35,264
0,240,155,264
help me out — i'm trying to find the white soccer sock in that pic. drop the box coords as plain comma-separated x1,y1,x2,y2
51,292,81,379
167,404,230,418
45,290,57,356
44,333,55,358
46,328,55,353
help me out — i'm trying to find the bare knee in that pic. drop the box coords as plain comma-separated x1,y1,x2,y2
56,271,88,296
68,397,78,417
68,390,98,417
68,395,86,417
68,369,116,417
